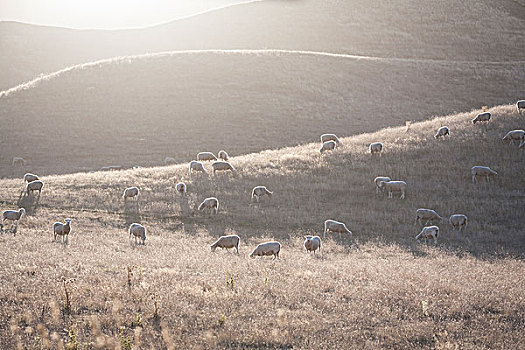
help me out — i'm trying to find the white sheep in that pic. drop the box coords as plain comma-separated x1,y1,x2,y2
53,219,72,244
415,208,444,226
320,140,336,153
369,142,383,155
517,100,525,114
250,241,281,260
122,187,140,200
415,226,439,244
100,165,123,171
374,176,391,193
434,126,450,139
320,133,341,144
1,208,25,231
502,130,525,146
189,161,206,176
471,166,497,183
212,161,235,175
304,236,321,255
197,152,217,161
218,150,229,161
23,173,39,183
129,223,146,245
210,235,240,253
164,157,177,165
12,157,25,166
251,186,273,202
449,214,468,232
472,112,491,124
198,197,219,214
378,180,406,199
324,219,352,239
26,180,44,196
175,182,186,197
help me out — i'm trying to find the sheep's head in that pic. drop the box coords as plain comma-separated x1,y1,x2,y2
210,244,217,252
19,208,26,217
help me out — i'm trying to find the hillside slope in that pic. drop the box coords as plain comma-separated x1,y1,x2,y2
1,0,524,89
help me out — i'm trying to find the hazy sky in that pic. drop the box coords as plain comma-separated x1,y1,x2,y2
0,0,248,29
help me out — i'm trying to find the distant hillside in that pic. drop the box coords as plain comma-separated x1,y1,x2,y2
1,0,524,89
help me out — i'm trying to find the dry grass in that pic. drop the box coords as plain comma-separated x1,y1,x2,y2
0,104,524,348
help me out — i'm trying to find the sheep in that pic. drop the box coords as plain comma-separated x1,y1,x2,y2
471,166,497,183
12,157,25,166
210,235,240,254
472,112,491,124
517,100,525,114
320,140,336,153
434,126,450,139
250,241,281,260
304,236,321,255
122,187,140,201
164,157,177,165
1,208,25,231
251,186,273,202
369,142,383,155
415,226,439,244
320,133,341,144
218,150,229,161
197,152,217,161
324,219,352,239
449,214,468,232
175,182,186,197
100,165,123,171
502,130,525,146
189,161,206,176
53,219,71,244
23,173,39,183
26,180,44,196
129,223,146,245
374,176,391,193
378,180,406,199
198,197,219,214
212,161,235,175
415,208,444,226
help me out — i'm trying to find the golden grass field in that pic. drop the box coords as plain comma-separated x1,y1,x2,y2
1,104,524,349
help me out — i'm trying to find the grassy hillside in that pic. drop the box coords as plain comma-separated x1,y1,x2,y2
1,52,524,178
0,104,523,348
1,0,524,89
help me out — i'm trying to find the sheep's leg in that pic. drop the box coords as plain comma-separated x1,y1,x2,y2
472,175,476,183
388,191,392,199
400,190,405,200
339,232,342,240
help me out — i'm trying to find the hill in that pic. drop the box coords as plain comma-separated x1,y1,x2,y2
1,0,525,90
0,104,523,348
1,51,524,178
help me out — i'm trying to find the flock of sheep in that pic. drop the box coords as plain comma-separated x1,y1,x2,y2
2,101,524,257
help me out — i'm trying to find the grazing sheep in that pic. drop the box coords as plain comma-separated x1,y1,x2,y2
434,126,450,139
304,236,321,255
251,186,273,202
374,176,391,193
472,112,491,124
324,219,352,239
502,130,525,146
198,197,219,214
449,214,468,232
164,157,177,165
1,208,26,230
320,140,336,153
122,187,140,200
53,219,72,244
129,223,146,245
378,180,406,199
26,180,44,196
197,152,217,161
369,142,383,155
517,100,525,114
175,182,186,197
415,226,439,244
250,241,281,260
23,173,39,183
189,161,206,176
320,133,341,144
471,166,497,183
218,150,229,161
210,235,240,253
212,161,235,175
100,165,123,171
12,157,25,166
415,208,444,226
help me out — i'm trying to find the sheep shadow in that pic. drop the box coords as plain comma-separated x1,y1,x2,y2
123,202,141,226
16,190,41,215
